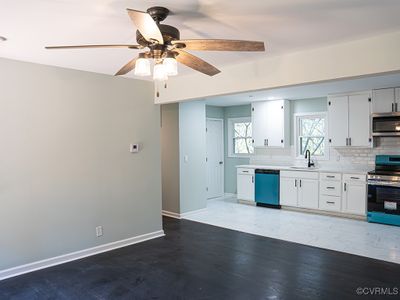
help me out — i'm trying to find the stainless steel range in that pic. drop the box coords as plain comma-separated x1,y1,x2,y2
367,155,400,226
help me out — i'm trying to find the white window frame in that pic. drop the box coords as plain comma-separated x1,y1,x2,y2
294,112,329,161
227,117,253,158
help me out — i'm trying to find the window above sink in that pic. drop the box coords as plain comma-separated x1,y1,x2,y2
294,112,328,160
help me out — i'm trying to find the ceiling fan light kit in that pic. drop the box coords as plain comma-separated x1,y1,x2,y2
45,5,265,91
134,53,151,76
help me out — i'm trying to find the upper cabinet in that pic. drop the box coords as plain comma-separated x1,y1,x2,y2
328,92,372,148
372,88,400,113
251,100,290,148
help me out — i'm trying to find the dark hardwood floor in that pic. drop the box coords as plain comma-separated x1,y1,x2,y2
1,217,399,299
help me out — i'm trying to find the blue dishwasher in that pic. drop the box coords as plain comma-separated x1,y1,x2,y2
255,169,280,208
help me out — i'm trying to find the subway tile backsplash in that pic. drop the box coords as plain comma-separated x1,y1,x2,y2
332,137,400,165
250,137,400,167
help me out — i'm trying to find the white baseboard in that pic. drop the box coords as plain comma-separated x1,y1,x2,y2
180,208,207,218
162,210,181,219
224,193,236,198
0,230,165,281
162,208,207,219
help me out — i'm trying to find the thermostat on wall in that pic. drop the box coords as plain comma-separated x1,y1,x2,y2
130,143,140,153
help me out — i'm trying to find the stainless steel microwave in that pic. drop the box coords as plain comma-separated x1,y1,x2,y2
372,112,400,136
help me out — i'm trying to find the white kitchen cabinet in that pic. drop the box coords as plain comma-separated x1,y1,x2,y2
348,94,372,147
372,88,396,113
342,174,367,215
279,177,298,206
328,95,348,147
251,100,290,148
251,101,267,147
319,172,342,212
237,168,254,201
298,178,319,209
328,92,371,148
280,171,319,209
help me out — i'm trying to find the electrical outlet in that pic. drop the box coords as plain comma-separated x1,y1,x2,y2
95,226,103,237
130,143,140,153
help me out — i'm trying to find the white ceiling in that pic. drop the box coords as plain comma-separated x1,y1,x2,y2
1,0,400,79
205,72,400,106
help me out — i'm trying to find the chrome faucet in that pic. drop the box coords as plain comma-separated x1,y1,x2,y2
304,150,315,168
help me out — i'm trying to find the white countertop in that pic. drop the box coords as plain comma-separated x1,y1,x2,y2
236,164,372,175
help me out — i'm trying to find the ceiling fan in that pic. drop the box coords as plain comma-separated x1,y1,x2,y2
46,6,265,81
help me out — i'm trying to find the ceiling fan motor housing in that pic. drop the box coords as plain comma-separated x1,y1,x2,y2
146,6,170,23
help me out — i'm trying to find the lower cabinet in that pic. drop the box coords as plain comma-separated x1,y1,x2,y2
280,171,319,209
319,195,341,212
298,178,319,209
319,172,342,212
342,174,367,215
237,168,255,201
280,177,298,206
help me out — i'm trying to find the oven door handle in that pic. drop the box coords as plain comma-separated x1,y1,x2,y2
368,180,400,187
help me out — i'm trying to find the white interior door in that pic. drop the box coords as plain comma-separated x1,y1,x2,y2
206,118,224,199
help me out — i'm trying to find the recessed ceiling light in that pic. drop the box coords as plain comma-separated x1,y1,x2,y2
0,36,7,42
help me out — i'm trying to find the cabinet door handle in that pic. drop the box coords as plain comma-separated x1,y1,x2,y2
396,103,398,112
299,179,302,188
327,201,335,204
345,138,348,146
295,179,297,188
392,103,395,112
344,182,347,191
252,176,254,183
350,176,360,180
326,186,335,189
242,170,249,173
327,175,335,178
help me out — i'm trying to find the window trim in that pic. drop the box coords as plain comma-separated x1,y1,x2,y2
227,117,253,158
294,112,329,161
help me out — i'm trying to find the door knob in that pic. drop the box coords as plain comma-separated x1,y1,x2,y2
219,161,224,165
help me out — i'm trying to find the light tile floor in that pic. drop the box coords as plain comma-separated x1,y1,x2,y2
183,196,400,264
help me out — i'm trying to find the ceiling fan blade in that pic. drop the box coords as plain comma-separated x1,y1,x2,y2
45,44,141,50
126,8,164,44
175,50,220,76
115,57,138,76
172,39,265,51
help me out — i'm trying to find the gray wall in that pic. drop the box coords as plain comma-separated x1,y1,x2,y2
161,104,180,213
179,101,207,213
0,58,162,270
205,106,224,119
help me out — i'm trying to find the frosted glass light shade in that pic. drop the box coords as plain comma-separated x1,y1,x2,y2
153,62,168,81
163,57,178,76
134,58,151,76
